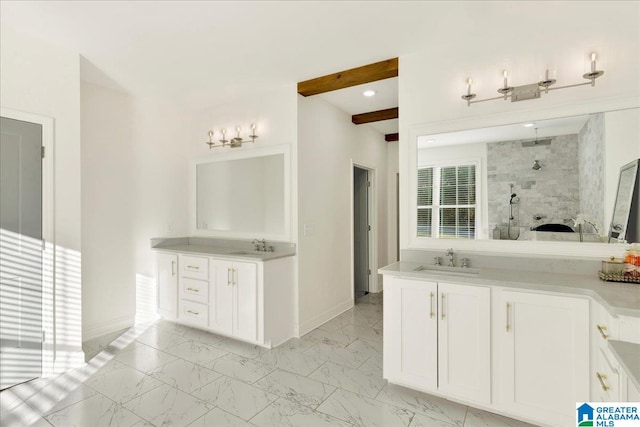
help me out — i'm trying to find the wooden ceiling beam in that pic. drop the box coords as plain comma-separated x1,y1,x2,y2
352,107,398,125
385,133,399,142
297,58,398,97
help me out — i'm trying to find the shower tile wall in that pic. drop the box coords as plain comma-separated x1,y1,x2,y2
487,134,580,239
578,113,605,233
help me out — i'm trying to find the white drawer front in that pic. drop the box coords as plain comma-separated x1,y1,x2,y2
180,278,209,304
179,300,208,328
595,347,620,401
180,255,208,280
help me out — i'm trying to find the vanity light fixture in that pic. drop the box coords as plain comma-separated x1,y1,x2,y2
461,52,605,106
363,90,376,97
204,123,258,149
523,123,535,128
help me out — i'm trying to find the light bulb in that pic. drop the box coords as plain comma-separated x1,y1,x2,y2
503,70,508,78
591,52,597,62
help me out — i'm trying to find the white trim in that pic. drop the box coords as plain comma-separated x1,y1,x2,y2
405,103,640,259
351,161,379,296
189,144,292,242
0,107,55,378
298,297,353,337
82,314,135,342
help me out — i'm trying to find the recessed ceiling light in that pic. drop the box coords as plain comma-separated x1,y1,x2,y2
426,139,435,143
363,90,376,97
523,123,535,128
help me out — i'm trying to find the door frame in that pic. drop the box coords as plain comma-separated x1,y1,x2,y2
350,160,378,299
1,107,55,379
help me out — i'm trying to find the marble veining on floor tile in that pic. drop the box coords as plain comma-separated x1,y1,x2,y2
124,384,210,426
301,328,354,347
308,361,386,398
250,397,351,427
375,383,467,426
135,327,190,350
207,353,275,384
191,376,278,421
464,407,537,427
114,342,178,373
253,369,336,409
84,362,162,404
164,340,228,366
46,393,150,427
317,388,414,427
187,407,252,426
212,337,268,359
256,347,324,377
303,340,372,369
148,358,221,393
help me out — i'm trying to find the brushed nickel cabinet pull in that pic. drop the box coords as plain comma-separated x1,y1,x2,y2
429,292,435,319
441,293,446,320
227,268,231,286
506,302,511,332
596,372,610,391
187,265,199,270
233,268,237,285
186,288,199,293
171,261,176,276
597,324,609,340
187,310,200,316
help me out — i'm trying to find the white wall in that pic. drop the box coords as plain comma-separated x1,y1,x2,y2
398,3,640,253
387,142,399,263
0,26,83,369
297,95,389,335
81,83,190,339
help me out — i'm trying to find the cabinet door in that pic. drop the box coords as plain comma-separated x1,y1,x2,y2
209,260,233,334
438,282,490,403
232,261,258,342
498,291,589,426
157,253,178,319
385,277,438,390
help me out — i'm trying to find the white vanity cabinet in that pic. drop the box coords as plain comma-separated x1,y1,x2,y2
157,253,178,319
495,290,589,427
156,250,294,348
384,276,491,404
209,259,258,342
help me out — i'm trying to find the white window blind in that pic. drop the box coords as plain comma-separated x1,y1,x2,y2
417,163,477,239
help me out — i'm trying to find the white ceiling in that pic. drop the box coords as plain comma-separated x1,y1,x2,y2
417,115,591,149
316,77,399,135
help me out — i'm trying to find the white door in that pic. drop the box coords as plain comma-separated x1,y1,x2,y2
209,260,232,335
386,277,438,390
157,253,177,319
232,261,257,342
438,282,490,403
498,290,589,426
0,117,43,390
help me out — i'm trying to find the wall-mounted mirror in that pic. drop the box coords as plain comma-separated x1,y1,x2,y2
193,145,290,240
609,159,639,243
414,108,639,245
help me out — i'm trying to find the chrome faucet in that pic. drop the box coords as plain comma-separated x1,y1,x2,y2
446,248,455,267
434,256,442,266
461,258,470,268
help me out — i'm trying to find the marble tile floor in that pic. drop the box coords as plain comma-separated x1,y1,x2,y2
0,292,536,427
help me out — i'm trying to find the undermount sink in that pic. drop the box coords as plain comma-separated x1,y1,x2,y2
413,265,481,276
229,251,265,257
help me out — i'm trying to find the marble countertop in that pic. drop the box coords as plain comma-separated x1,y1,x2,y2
152,244,295,262
608,340,640,392
379,261,640,318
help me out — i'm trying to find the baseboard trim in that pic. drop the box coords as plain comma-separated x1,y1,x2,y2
83,314,134,341
298,298,353,337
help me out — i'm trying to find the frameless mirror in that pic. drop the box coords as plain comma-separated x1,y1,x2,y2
196,153,285,235
415,108,639,244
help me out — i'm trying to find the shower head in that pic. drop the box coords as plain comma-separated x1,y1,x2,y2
509,193,517,204
532,160,542,170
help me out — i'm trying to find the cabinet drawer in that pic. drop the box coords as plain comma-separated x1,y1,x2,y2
180,255,208,280
180,278,209,304
593,304,618,345
595,347,620,401
178,300,208,328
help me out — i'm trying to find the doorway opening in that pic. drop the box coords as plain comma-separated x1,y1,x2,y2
353,165,375,302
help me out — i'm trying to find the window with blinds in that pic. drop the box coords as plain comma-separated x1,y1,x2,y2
417,164,477,239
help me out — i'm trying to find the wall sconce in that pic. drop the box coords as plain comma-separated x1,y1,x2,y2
461,52,605,106
205,123,258,149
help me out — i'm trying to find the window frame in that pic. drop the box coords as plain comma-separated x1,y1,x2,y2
417,159,481,240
